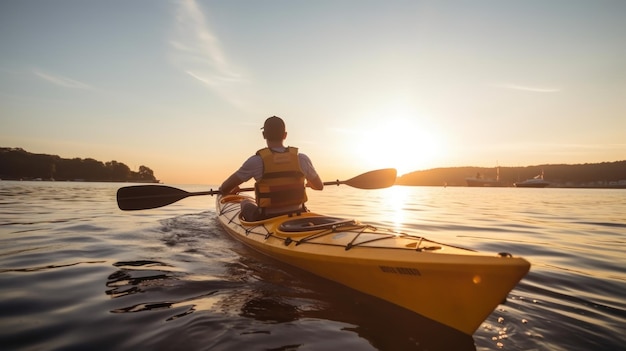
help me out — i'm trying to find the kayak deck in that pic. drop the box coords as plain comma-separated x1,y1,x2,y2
216,194,530,335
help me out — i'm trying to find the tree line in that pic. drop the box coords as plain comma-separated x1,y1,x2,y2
396,161,626,187
0,147,158,183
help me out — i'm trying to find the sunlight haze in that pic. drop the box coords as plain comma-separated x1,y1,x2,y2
1,1,625,184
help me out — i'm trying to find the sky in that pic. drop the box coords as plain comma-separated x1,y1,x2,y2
1,0,625,185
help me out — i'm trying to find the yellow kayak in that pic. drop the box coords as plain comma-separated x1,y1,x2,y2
216,194,530,335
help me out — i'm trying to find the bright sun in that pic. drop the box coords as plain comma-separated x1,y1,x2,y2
350,113,446,176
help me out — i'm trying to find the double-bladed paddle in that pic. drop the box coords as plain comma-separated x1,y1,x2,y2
117,168,397,211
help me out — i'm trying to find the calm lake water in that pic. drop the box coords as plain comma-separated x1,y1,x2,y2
1,181,624,351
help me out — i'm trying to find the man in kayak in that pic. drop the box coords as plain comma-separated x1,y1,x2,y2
219,116,324,221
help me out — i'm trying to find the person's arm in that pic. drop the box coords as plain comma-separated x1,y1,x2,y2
219,155,260,195
219,173,243,195
299,154,323,190
307,174,324,190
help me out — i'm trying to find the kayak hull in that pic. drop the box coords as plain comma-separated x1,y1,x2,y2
216,194,530,335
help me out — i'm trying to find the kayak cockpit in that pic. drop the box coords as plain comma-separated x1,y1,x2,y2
278,217,357,232
218,194,464,253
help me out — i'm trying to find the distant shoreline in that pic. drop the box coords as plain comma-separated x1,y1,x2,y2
3,178,624,189
0,147,159,183
396,160,626,188
397,184,626,189
0,178,160,184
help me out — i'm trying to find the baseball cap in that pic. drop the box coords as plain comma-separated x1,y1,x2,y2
261,116,285,140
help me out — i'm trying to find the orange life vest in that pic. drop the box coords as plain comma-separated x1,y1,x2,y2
255,147,307,211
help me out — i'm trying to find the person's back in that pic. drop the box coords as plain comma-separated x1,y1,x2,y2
254,146,308,215
219,116,323,221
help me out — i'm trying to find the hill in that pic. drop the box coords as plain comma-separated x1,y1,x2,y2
396,161,626,188
0,147,159,183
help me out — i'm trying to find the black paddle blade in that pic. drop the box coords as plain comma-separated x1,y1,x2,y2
343,168,397,189
117,185,190,210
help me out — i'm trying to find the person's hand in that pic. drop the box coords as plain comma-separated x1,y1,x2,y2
219,186,240,195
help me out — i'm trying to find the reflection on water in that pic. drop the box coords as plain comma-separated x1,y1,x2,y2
102,236,476,350
105,259,239,322
0,181,624,350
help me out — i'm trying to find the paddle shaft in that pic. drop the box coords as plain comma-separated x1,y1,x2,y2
117,168,396,211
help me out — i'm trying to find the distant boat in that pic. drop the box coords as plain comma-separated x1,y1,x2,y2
514,171,550,188
466,177,506,187
466,167,506,187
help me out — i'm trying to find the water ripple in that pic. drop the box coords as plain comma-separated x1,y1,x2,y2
1,182,625,351
0,260,106,273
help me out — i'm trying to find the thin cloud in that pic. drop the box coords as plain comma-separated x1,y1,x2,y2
495,83,560,93
170,0,246,107
33,69,93,90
